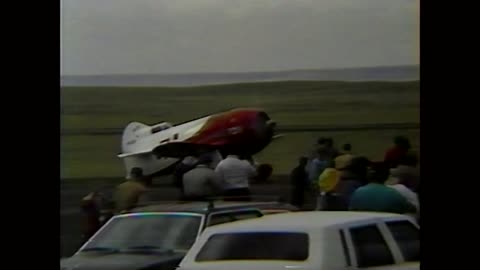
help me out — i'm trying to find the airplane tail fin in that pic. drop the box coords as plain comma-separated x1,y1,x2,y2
119,122,179,179
121,122,150,153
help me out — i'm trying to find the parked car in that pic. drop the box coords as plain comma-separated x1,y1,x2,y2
61,200,297,270
179,211,420,270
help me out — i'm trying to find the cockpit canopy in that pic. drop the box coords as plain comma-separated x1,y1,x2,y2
150,122,173,134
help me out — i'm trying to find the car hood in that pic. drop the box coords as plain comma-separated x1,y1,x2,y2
60,251,185,270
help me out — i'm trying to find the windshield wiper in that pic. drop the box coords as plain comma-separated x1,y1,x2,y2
81,247,120,253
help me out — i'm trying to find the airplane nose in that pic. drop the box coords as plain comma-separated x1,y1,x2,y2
253,112,276,141
266,119,276,139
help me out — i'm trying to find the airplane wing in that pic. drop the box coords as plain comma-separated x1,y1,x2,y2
118,142,219,159
152,142,218,158
119,134,283,159
117,149,153,158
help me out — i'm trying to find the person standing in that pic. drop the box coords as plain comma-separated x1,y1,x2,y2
307,150,330,185
334,156,370,210
316,160,340,210
113,167,149,214
182,155,223,200
309,137,326,159
202,150,223,169
389,153,420,192
290,157,309,208
324,138,340,160
384,136,411,169
173,156,198,197
349,163,416,214
215,153,257,201
305,149,330,208
334,143,354,171
386,177,419,213
80,192,101,242
386,155,420,212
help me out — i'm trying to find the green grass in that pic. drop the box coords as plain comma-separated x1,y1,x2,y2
61,135,124,178
60,80,420,179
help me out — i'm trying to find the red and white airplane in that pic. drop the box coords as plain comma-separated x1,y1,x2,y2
118,108,278,178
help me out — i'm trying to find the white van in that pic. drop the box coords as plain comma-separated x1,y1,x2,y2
178,211,420,270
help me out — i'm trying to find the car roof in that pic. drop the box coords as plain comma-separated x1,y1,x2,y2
127,201,296,214
200,211,407,232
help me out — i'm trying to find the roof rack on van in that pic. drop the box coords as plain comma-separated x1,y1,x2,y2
204,195,286,210
131,195,286,210
206,195,283,202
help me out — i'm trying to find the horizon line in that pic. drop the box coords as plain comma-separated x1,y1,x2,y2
61,64,419,77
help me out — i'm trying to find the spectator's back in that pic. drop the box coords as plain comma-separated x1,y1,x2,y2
349,163,415,214
113,180,147,213
215,155,256,190
183,156,223,200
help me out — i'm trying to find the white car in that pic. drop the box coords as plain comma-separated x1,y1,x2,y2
178,211,419,270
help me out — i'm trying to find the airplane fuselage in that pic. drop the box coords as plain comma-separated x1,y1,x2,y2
118,108,276,177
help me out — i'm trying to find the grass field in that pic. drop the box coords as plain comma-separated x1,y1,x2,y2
60,81,420,179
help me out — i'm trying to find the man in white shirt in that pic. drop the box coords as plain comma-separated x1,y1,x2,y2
215,154,257,201
182,155,223,200
388,183,419,211
386,167,420,212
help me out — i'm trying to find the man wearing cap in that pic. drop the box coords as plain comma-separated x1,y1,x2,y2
113,167,149,214
182,155,223,201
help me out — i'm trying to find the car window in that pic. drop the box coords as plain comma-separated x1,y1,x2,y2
386,220,419,262
350,225,394,268
82,214,201,251
208,213,232,226
208,210,262,226
195,232,308,261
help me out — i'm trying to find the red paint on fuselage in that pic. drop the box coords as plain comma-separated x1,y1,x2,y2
186,108,272,155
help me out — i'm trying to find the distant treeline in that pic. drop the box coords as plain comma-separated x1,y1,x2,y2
61,65,419,87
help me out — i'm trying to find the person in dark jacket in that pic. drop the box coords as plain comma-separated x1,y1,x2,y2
290,157,309,208
173,156,198,198
323,137,340,160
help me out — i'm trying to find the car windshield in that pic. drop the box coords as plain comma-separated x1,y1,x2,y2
82,213,202,252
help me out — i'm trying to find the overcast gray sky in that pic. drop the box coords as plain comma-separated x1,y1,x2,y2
61,0,419,75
